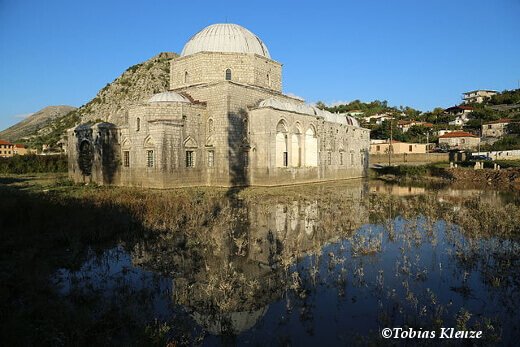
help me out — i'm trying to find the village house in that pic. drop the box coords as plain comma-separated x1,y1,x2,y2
438,131,479,150
445,105,474,126
13,144,28,156
0,140,14,157
482,118,512,138
364,113,394,125
462,90,497,104
396,120,433,133
370,139,427,154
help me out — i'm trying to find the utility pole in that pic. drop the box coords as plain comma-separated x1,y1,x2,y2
426,131,429,159
478,118,482,154
388,119,393,166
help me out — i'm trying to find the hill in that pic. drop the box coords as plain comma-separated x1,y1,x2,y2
0,105,76,142
23,52,176,150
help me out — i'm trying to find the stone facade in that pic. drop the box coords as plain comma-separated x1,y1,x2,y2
482,119,511,138
438,131,480,150
68,24,370,188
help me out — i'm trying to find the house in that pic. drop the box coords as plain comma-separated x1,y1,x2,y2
438,131,479,150
437,129,457,137
445,105,474,126
13,144,28,155
0,140,14,157
482,118,512,138
370,139,427,154
396,120,433,133
365,113,394,125
346,110,364,117
462,90,497,104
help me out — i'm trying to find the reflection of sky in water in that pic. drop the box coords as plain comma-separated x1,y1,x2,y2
52,185,520,345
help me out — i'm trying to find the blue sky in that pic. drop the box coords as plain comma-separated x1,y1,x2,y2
1,0,519,131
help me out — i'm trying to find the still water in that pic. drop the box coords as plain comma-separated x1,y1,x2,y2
52,181,520,345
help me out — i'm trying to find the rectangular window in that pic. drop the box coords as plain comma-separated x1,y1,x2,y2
283,152,288,167
327,152,332,165
340,152,344,165
409,145,413,152
123,151,130,167
244,151,249,167
186,151,194,167
146,150,154,167
376,145,380,151
207,150,214,167
488,125,492,129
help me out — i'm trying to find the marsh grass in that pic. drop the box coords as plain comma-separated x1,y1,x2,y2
1,174,520,345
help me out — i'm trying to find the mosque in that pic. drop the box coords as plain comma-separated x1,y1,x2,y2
68,23,370,187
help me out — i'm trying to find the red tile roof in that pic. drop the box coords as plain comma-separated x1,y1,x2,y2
438,131,477,138
0,139,13,145
14,144,25,148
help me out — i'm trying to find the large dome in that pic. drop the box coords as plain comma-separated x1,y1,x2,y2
181,23,271,58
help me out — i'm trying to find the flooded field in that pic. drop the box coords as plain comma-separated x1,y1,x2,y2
1,177,520,345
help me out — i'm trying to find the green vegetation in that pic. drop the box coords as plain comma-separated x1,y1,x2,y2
22,109,80,151
487,88,520,105
482,135,520,151
374,163,446,178
370,120,437,143
0,155,67,174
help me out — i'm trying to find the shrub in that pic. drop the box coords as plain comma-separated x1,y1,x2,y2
0,155,67,174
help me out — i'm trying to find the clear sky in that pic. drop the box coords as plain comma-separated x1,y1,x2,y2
1,0,519,131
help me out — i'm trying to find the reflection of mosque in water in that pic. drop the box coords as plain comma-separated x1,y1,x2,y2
131,182,369,335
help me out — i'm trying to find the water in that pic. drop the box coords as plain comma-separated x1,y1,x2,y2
51,181,520,345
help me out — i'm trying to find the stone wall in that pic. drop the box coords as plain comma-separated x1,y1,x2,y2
370,153,449,165
170,52,282,92
68,123,120,185
249,107,370,186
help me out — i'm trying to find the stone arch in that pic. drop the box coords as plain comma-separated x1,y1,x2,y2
276,119,288,167
205,135,215,147
183,136,198,149
121,138,132,149
305,125,318,167
143,135,155,148
78,140,94,176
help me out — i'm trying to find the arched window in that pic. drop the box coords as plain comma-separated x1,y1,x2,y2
184,71,189,83
136,117,141,132
225,69,232,81
207,118,214,134
276,120,288,167
305,126,318,167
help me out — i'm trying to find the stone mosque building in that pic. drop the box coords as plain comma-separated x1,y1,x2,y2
68,23,370,187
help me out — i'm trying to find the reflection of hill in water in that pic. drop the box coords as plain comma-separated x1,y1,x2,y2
131,182,369,335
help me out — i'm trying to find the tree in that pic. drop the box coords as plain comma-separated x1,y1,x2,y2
506,122,520,135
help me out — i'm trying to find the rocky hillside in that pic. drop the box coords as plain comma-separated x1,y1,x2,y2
78,51,176,125
0,105,76,142
23,52,176,149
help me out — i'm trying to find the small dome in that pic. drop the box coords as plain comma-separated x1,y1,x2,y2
181,23,270,58
148,91,190,104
